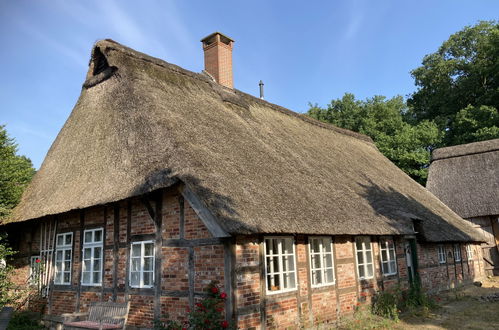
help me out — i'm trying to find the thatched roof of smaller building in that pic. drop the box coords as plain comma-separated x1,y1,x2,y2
7,40,483,242
427,139,499,219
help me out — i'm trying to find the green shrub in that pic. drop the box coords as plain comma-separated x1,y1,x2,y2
372,289,401,321
6,311,44,330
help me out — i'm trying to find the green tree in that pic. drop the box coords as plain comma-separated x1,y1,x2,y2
0,234,18,308
407,20,499,144
308,94,442,184
0,125,36,220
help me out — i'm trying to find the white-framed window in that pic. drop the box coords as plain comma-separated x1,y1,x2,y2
454,244,461,262
29,256,41,285
264,237,297,294
466,244,473,260
309,237,335,287
379,238,397,276
130,241,155,288
437,245,446,264
355,237,373,279
81,228,103,286
54,232,73,285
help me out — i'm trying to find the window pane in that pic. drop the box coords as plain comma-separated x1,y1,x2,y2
65,234,72,245
272,239,279,255
272,256,279,273
366,251,372,263
286,255,295,272
143,272,152,286
93,258,101,271
389,249,395,260
144,243,154,256
312,255,321,269
83,248,91,260
356,239,363,250
268,274,280,291
323,239,332,253
325,268,334,283
57,235,63,246
82,272,90,283
65,249,71,261
283,239,293,254
286,272,296,289
311,239,320,253
63,272,70,283
358,265,365,278
144,257,153,271
132,244,141,257
94,247,101,259
324,254,332,268
83,260,91,272
131,272,139,286
357,251,364,264
131,258,140,272
382,263,389,274
84,231,92,243
56,250,63,261
93,272,100,284
94,230,102,243
55,271,62,284
312,270,321,285
64,261,71,271
265,239,272,255
390,261,396,273
366,264,373,277
381,249,387,261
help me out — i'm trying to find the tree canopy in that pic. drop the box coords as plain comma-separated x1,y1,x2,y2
308,21,498,185
0,125,36,220
308,94,441,184
407,20,499,145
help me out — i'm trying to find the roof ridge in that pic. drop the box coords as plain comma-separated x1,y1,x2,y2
431,138,499,162
95,39,375,146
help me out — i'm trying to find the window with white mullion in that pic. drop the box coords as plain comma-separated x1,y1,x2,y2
466,244,473,260
81,228,103,286
379,238,397,276
54,232,73,285
130,241,155,288
264,237,297,293
355,237,373,280
454,244,461,262
309,237,335,287
438,245,446,264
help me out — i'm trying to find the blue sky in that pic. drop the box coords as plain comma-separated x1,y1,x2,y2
1,0,498,169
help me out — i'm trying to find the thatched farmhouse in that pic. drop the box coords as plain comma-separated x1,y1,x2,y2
427,139,499,276
3,33,485,329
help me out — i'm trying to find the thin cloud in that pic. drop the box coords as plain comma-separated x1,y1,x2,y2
14,18,87,68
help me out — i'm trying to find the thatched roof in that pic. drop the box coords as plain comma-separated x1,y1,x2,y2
427,139,499,219
8,40,482,242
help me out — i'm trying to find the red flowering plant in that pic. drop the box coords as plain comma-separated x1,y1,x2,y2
154,282,234,330
188,282,234,329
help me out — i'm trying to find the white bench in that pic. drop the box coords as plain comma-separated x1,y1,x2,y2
62,302,129,330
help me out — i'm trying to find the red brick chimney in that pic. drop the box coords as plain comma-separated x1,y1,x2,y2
201,32,234,89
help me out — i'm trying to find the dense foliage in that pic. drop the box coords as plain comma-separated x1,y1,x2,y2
407,20,499,145
308,94,441,184
0,234,18,309
0,125,35,220
308,21,498,185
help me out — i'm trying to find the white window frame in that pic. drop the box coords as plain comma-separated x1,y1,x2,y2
54,232,73,285
437,245,446,264
264,236,298,294
29,255,41,285
355,237,374,280
379,238,397,276
81,228,103,286
129,240,155,288
466,244,473,260
308,237,335,287
454,244,461,262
